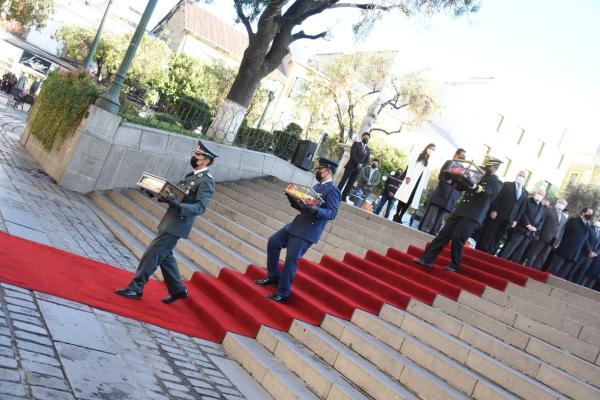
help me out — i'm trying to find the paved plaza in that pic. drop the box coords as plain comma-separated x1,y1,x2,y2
0,99,268,399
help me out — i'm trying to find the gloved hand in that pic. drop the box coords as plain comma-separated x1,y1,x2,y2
306,205,319,215
159,196,181,211
141,189,155,198
285,193,304,211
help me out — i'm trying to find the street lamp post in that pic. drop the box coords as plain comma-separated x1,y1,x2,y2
84,0,113,71
95,0,159,114
256,90,275,129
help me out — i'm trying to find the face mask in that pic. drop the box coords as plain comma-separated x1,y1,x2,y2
371,163,377,169
583,214,593,221
594,221,600,228
542,203,548,208
515,176,525,185
533,194,543,203
555,203,566,211
315,171,323,182
484,166,494,174
362,138,369,144
190,156,199,168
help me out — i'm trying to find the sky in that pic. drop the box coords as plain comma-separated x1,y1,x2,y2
147,0,600,154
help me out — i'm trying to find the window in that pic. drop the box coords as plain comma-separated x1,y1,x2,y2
503,158,512,177
496,113,505,132
557,154,565,169
525,169,533,187
517,128,526,144
537,141,545,158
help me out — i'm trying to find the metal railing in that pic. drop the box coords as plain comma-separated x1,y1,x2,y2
120,95,301,161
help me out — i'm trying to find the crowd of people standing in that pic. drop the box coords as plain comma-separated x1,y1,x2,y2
338,132,599,290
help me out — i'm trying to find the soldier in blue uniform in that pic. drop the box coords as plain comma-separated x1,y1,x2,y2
256,158,342,302
414,156,503,272
115,141,217,304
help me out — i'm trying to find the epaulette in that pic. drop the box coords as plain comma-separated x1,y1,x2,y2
206,172,214,179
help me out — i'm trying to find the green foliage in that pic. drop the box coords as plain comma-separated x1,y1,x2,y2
272,123,303,161
161,53,236,110
170,96,212,132
119,103,196,138
234,127,272,152
368,135,408,195
562,183,600,216
1,0,54,30
27,70,101,151
53,25,118,76
316,134,343,162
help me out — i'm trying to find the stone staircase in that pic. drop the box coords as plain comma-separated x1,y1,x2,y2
90,176,600,400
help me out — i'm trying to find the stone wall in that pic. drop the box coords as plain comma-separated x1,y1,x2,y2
21,105,315,193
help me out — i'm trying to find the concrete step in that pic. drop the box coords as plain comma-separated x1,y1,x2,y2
257,327,374,400
222,333,319,400
403,300,599,399
319,314,473,399
126,189,265,270
351,309,518,400
108,190,244,274
89,192,200,279
545,274,600,303
478,286,600,348
286,320,420,400
525,277,600,314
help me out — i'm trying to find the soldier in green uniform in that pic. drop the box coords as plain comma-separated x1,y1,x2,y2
115,141,217,303
414,156,503,272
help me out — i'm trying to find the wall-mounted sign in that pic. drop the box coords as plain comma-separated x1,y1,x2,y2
19,51,52,74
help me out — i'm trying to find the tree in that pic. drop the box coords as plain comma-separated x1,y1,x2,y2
367,132,408,194
562,183,600,216
54,25,117,78
0,0,54,30
365,69,443,135
206,0,479,143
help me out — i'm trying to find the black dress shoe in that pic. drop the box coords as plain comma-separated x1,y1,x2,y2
444,264,459,272
255,278,278,287
412,258,433,269
162,289,189,304
267,293,288,303
115,288,142,300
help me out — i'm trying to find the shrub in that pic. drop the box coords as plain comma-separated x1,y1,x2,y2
165,96,212,133
272,122,302,161
234,127,273,152
28,69,101,151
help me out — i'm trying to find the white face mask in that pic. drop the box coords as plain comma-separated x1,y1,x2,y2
515,176,525,185
595,221,600,228
555,203,566,211
533,194,543,202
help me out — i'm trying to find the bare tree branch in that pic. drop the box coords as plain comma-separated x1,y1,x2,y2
233,0,254,37
370,127,403,135
284,0,339,25
291,30,328,41
360,89,380,99
330,2,407,12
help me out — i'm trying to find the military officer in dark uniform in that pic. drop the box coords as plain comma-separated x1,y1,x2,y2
256,158,342,302
414,156,503,272
115,141,217,303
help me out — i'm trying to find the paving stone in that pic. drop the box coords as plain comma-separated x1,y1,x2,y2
19,350,61,367
16,339,55,356
0,345,14,357
217,385,242,396
0,334,12,347
0,284,29,294
25,372,70,391
15,330,52,346
8,304,41,316
188,378,215,389
10,312,43,325
21,360,64,378
209,375,234,387
194,387,222,398
156,370,182,383
13,320,47,336
0,380,27,397
0,355,18,368
30,386,76,400
34,293,91,312
181,369,204,380
4,291,34,301
0,366,21,382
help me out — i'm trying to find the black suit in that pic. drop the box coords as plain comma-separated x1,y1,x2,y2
548,217,591,278
499,198,546,262
338,140,370,201
421,173,502,269
419,160,461,235
568,225,600,284
476,181,528,254
524,206,567,269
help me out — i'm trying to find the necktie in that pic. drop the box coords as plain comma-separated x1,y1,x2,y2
516,184,522,199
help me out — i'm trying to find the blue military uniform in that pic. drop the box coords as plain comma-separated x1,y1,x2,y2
118,141,217,302
266,160,342,300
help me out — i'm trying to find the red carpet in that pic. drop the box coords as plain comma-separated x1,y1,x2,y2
0,231,549,343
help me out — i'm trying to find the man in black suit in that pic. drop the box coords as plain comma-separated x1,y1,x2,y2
476,170,529,254
338,131,371,202
499,189,547,262
524,198,568,269
419,148,466,235
568,215,600,284
414,156,503,272
548,207,595,278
